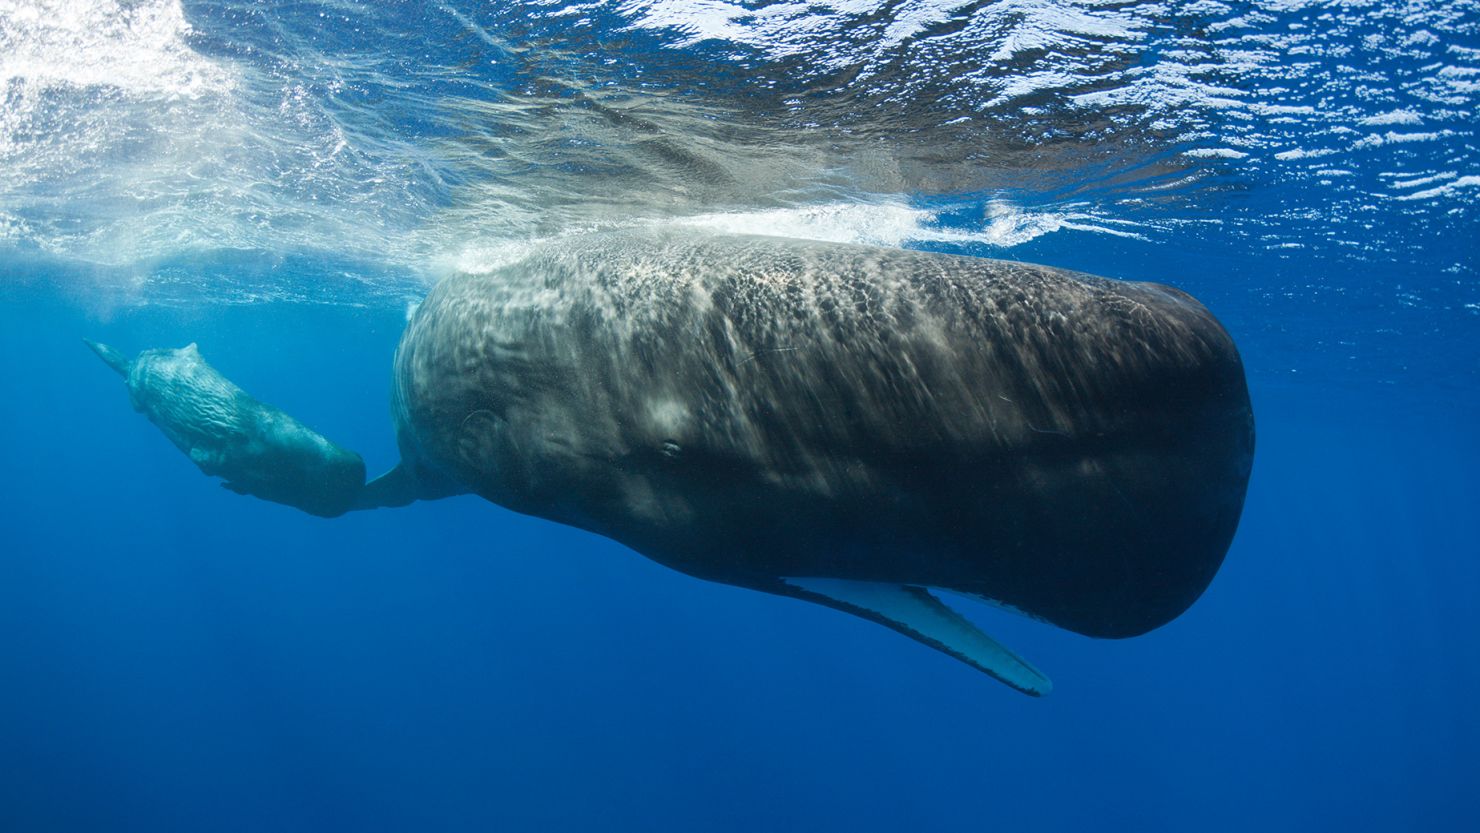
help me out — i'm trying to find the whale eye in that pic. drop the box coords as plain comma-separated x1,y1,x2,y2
660,440,681,459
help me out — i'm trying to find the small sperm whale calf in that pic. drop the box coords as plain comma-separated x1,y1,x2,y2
85,339,365,517
89,230,1255,695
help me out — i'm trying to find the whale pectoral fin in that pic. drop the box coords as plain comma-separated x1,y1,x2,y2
188,446,223,474
779,577,1052,697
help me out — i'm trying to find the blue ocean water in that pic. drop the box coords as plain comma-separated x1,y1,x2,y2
2,1,1478,830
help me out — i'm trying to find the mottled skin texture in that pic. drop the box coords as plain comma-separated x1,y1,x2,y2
87,340,366,518
390,230,1254,638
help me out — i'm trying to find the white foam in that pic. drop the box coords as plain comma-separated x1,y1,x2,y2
615,0,860,61
1390,171,1457,189
0,0,237,221
979,201,1148,244
1184,147,1248,159
618,0,1143,79
437,203,956,275
1395,175,1480,201
441,199,1147,276
1274,147,1337,161
1353,130,1454,149
670,202,954,247
439,237,547,276
668,200,1147,249
1359,109,1423,126
0,0,231,97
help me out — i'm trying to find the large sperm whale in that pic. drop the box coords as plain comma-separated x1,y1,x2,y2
88,229,1255,695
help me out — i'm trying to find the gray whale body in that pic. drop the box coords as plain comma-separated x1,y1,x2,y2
91,229,1254,695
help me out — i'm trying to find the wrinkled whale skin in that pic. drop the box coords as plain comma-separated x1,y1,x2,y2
86,340,366,518
390,230,1255,640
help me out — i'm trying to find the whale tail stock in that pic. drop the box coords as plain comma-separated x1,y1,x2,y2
355,460,464,510
85,338,443,517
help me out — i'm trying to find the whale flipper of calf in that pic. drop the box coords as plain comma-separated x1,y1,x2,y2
88,230,1255,695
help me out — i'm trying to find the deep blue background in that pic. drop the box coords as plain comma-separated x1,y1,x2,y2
2,231,1477,831
4,0,1479,827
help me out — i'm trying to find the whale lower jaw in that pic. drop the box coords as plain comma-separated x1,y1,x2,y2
780,577,1052,697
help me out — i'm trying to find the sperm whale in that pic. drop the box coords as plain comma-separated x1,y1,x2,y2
89,229,1255,694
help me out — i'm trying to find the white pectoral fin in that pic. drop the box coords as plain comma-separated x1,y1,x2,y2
780,577,1052,697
